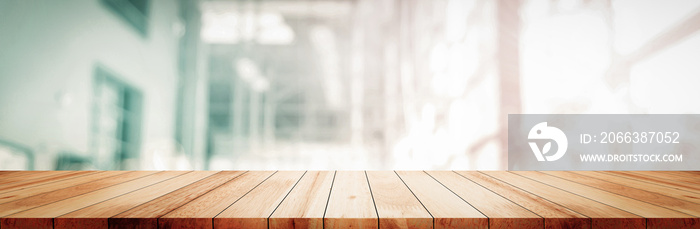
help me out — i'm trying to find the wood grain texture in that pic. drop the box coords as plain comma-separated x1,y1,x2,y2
366,171,432,229
110,171,246,229
677,171,700,177
656,171,700,181
516,171,698,228
269,171,334,229
1,171,185,229
55,171,218,229
544,171,700,217
0,171,72,186
455,171,589,229
0,171,43,184
628,171,700,186
0,171,22,177
609,171,700,194
158,171,275,229
214,171,305,229
0,171,125,204
0,170,696,229
582,171,700,204
0,171,156,218
395,171,487,229
481,171,645,228
324,171,378,229
0,171,90,192
427,171,540,229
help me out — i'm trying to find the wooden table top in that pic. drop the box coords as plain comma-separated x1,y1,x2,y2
0,170,698,229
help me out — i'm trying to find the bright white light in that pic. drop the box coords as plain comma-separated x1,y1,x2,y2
445,0,475,42
252,78,270,92
200,4,295,45
256,24,295,45
201,11,240,44
235,58,260,81
629,33,700,113
310,26,342,109
429,43,449,73
430,34,479,98
521,3,611,113
613,0,700,55
235,58,270,92
258,12,284,28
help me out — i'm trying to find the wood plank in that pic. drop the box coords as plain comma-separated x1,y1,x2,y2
214,171,305,229
269,171,334,229
0,171,25,183
1,171,186,229
324,171,378,229
579,171,700,205
654,171,700,181
0,171,74,187
110,171,246,229
0,171,127,204
0,171,26,180
0,170,696,229
454,171,589,229
0,171,156,217
0,171,93,193
609,171,700,194
395,171,486,229
159,171,275,229
0,171,67,185
427,171,540,229
544,171,700,217
0,171,42,183
516,171,698,228
366,171,432,229
680,171,700,176
481,171,644,228
627,171,700,186
54,171,218,229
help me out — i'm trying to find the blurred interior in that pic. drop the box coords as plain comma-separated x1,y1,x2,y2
1,0,700,170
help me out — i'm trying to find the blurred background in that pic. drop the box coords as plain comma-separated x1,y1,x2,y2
1,0,699,170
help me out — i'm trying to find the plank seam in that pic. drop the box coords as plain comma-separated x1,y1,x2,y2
0,171,83,192
541,171,700,218
104,171,222,220
0,171,163,218
0,171,72,187
510,171,646,219
451,171,544,219
587,171,700,202
53,171,194,219
602,171,700,195
0,171,44,180
0,171,127,205
423,170,489,225
267,171,308,229
623,171,700,191
394,170,434,229
213,171,278,221
629,171,700,184
322,170,337,229
364,171,379,229
476,171,592,224
154,171,249,228
0,171,100,195
635,171,700,188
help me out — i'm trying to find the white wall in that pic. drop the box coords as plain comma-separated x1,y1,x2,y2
0,0,182,169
